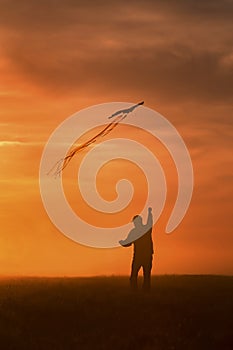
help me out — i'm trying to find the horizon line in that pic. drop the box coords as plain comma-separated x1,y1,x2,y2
0,273,232,280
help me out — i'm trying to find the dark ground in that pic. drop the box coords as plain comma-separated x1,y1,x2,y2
0,275,232,350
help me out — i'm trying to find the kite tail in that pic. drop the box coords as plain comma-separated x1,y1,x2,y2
47,100,143,177
47,114,125,177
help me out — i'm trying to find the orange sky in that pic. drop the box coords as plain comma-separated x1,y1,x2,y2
0,0,233,276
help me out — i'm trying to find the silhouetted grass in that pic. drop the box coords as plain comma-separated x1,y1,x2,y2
0,275,232,349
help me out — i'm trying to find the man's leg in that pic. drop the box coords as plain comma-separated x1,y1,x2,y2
130,257,141,291
142,256,153,292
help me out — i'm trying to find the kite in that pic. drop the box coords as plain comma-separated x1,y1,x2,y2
48,101,144,177
108,101,144,119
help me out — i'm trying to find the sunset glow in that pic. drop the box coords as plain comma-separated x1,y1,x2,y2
0,0,232,276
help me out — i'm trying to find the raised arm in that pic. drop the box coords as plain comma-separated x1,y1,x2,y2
144,207,153,231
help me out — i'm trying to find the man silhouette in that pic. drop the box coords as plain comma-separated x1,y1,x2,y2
119,207,154,291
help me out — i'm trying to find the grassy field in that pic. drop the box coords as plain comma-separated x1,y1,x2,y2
0,275,232,350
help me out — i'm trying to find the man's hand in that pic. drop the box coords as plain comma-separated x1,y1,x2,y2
119,239,132,247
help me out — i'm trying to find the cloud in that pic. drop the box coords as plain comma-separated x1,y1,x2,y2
0,0,232,104
0,140,43,147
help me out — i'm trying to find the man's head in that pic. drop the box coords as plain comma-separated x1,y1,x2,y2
132,215,143,228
